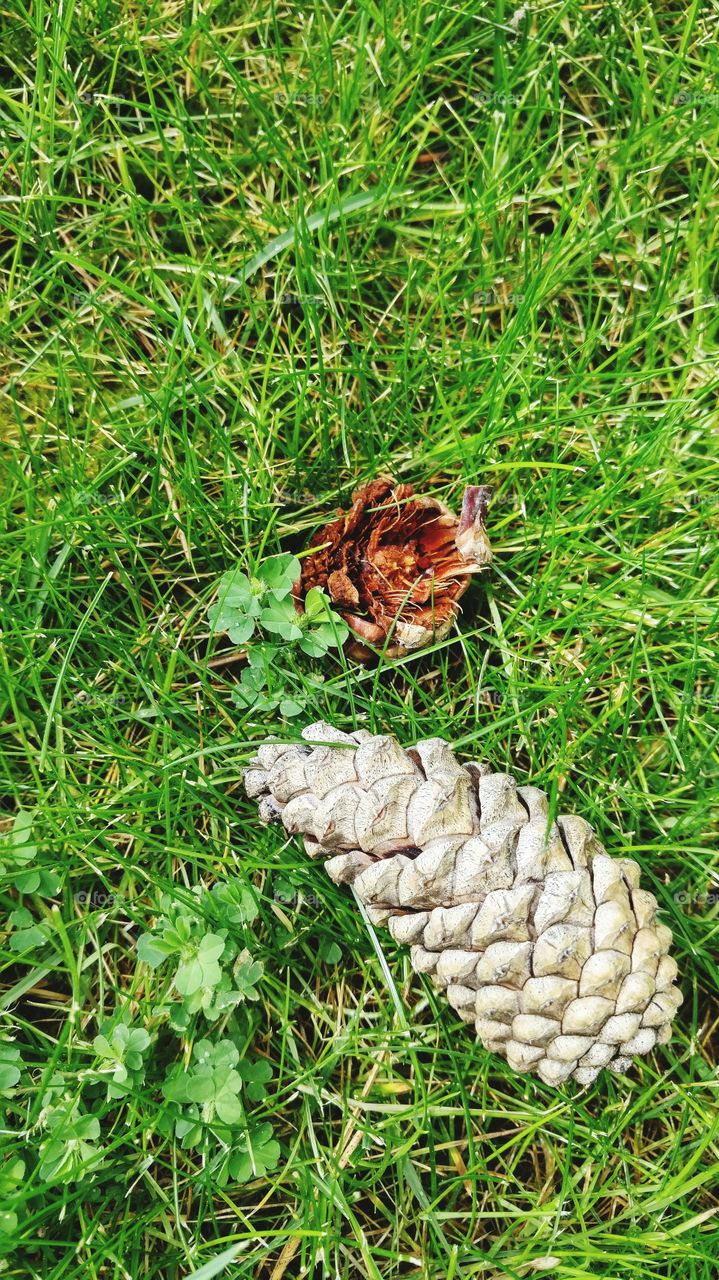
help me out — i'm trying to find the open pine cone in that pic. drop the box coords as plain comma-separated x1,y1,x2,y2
295,479,492,659
245,722,682,1086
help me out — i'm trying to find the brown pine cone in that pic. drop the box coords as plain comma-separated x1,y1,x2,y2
245,722,682,1086
295,479,492,659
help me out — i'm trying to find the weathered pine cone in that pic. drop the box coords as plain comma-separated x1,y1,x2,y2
245,722,682,1086
296,479,492,660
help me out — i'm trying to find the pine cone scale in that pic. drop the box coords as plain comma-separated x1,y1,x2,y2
246,722,682,1085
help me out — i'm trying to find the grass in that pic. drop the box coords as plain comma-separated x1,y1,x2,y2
1,0,719,1275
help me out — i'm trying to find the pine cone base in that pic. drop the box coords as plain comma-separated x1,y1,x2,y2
245,722,682,1085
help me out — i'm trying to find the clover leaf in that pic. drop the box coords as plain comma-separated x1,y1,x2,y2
0,1157,25,1236
232,949,263,1001
228,1123,281,1183
259,596,303,641
209,554,349,732
2,809,36,867
93,1022,151,1099
137,897,263,1024
162,1039,246,1136
175,933,226,997
208,568,262,644
257,553,301,599
37,1096,104,1184
159,1040,278,1186
231,651,307,716
237,1058,272,1102
208,879,260,927
136,930,174,968
8,906,51,954
299,588,350,656
319,939,343,965
247,642,279,670
208,555,301,647
279,696,306,717
0,810,60,896
232,664,272,710
0,1044,23,1094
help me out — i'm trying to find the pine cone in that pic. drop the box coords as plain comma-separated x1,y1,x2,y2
295,479,492,660
245,722,682,1086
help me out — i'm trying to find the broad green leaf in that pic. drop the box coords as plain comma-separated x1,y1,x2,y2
136,933,171,968
279,697,305,717
303,586,332,620
320,940,342,965
175,957,204,995
198,933,226,963
259,598,303,639
208,567,262,642
185,1075,216,1105
258,554,301,599
247,642,279,669
93,1035,113,1058
214,1089,245,1126
225,616,257,645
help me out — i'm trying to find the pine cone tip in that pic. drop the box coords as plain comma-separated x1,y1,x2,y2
456,484,493,566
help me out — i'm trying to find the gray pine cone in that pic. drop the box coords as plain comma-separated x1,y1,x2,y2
244,721,682,1085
